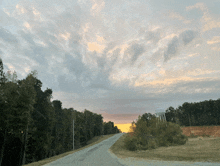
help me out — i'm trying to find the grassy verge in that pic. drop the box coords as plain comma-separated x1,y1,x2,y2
23,134,118,166
109,133,220,163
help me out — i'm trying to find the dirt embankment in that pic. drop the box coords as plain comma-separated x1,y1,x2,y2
181,126,220,137
128,126,220,137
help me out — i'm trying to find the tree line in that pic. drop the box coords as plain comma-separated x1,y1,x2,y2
165,99,220,126
0,58,121,166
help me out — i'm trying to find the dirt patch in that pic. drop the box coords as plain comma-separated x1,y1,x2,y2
181,126,220,137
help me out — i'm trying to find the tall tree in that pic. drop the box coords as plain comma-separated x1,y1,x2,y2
52,100,65,155
0,71,36,166
17,72,37,165
93,114,103,136
0,58,6,86
0,58,7,166
26,85,55,161
62,108,73,151
83,110,95,141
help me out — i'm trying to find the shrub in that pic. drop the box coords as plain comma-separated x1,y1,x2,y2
146,138,158,149
124,113,188,151
123,135,138,151
202,134,210,137
158,122,188,146
189,133,198,138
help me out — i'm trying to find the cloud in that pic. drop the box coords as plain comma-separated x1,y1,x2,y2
145,30,162,44
90,0,105,15
134,76,212,87
186,3,207,12
97,35,104,42
63,53,87,78
149,48,164,64
186,3,220,32
111,98,156,106
57,75,80,93
59,32,71,41
87,42,105,53
206,36,220,51
0,8,19,27
211,47,220,51
59,51,113,95
164,30,198,62
188,53,199,57
171,78,220,94
207,36,220,44
168,11,191,24
1,0,220,124
203,20,220,32
187,68,216,76
107,48,120,68
96,55,107,71
179,30,198,45
0,27,19,45
124,43,145,66
16,4,27,14
89,83,111,90
164,36,179,62
18,30,36,45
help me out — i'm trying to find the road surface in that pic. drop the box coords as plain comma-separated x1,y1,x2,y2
43,133,220,166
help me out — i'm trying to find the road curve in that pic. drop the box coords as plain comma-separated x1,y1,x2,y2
43,133,126,166
43,133,220,166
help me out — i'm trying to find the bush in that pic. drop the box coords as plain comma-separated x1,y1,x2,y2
202,134,210,137
123,135,138,151
146,138,158,149
158,122,188,146
189,133,198,138
124,113,188,151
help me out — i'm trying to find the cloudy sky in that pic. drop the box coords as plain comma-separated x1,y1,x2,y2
1,0,220,131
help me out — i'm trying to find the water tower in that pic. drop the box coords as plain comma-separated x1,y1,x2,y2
155,112,166,121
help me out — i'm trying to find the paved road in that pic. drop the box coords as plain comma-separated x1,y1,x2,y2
43,133,220,166
43,133,126,166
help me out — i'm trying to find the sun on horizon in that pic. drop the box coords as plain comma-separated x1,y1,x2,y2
115,123,136,133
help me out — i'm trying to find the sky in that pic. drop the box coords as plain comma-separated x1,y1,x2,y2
0,0,220,132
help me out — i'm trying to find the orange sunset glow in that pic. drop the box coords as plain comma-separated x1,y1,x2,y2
115,123,135,133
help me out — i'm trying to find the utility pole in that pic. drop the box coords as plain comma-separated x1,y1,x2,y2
73,120,74,150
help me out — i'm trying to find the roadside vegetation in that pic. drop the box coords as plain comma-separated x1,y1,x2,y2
110,133,220,163
23,134,118,166
0,58,121,166
123,113,188,151
109,112,220,163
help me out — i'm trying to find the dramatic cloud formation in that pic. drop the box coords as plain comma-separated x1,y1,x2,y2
164,30,198,62
1,0,220,125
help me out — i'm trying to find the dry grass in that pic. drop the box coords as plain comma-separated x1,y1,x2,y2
109,133,220,163
23,134,118,166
